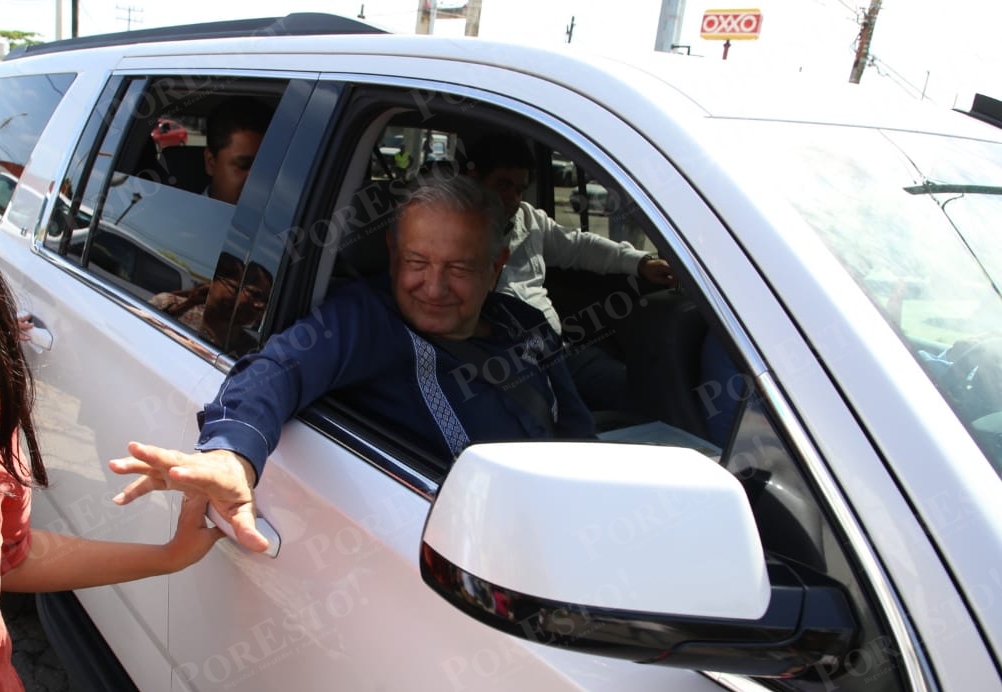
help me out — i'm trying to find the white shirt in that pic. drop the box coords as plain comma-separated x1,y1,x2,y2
496,202,647,333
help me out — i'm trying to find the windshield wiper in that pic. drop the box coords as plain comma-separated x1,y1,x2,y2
904,182,1002,195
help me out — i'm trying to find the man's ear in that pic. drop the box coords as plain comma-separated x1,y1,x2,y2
385,230,397,261
204,148,216,177
492,247,510,276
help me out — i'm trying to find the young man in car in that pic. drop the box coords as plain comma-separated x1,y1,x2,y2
464,133,676,412
202,96,274,205
149,97,276,347
110,175,595,553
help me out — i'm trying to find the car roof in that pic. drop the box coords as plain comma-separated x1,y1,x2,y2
5,19,999,151
105,32,1002,141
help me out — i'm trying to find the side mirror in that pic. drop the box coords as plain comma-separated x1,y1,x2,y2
420,442,857,678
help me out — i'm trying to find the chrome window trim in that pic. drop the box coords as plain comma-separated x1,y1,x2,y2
112,67,321,81
31,243,220,363
756,371,938,692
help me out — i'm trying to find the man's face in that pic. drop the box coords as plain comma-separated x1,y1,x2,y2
204,128,264,205
476,167,530,220
389,203,509,340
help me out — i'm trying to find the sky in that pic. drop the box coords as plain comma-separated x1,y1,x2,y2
3,0,1000,111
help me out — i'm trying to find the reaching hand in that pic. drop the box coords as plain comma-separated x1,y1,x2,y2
110,442,270,553
164,494,225,570
638,256,677,288
16,312,32,342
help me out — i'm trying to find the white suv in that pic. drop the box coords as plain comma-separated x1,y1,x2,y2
1,13,1000,692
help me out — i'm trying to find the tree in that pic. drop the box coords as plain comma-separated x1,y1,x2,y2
0,30,43,48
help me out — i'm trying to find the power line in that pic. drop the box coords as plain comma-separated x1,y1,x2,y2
115,5,144,31
869,54,933,102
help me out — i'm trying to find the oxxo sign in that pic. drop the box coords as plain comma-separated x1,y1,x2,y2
700,8,763,41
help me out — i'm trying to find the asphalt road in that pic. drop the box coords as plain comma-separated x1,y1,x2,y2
3,592,72,691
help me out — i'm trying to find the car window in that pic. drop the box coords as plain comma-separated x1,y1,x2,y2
43,75,287,355
314,89,739,465
371,125,456,181
0,73,75,218
549,151,656,252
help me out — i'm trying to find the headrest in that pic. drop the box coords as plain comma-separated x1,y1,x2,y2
159,146,210,195
332,179,400,278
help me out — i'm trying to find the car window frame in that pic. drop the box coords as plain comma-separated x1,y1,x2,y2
35,71,321,363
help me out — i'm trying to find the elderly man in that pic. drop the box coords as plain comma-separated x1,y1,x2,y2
110,175,594,552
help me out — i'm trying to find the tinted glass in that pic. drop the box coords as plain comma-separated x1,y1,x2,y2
0,73,75,215
47,75,285,355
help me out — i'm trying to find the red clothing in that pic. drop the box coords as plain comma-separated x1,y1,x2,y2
0,441,34,692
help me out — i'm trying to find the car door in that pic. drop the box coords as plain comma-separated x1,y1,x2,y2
1,68,184,692
12,67,317,692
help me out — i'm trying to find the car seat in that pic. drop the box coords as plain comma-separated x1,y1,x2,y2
331,178,400,281
621,292,711,439
159,146,210,195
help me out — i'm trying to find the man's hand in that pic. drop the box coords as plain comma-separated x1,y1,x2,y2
638,255,677,287
109,442,269,553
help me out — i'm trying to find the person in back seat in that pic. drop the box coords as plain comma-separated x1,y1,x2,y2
110,175,595,553
149,97,275,348
465,133,676,412
202,96,274,204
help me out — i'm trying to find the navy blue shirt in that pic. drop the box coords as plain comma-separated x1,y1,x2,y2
197,276,595,479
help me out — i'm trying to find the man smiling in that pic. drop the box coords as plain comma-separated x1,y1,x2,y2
111,175,594,552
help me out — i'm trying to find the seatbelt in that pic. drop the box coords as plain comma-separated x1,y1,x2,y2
429,336,556,436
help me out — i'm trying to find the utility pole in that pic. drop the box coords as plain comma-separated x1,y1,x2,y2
116,5,144,31
71,0,79,38
565,15,575,43
653,0,687,53
849,0,881,84
415,0,437,35
358,4,365,20
464,0,482,37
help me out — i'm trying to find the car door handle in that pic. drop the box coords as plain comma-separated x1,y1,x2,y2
18,312,53,352
206,504,281,558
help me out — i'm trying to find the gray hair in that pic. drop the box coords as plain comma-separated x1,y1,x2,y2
391,172,509,261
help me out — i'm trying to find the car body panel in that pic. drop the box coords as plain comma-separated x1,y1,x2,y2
0,230,213,692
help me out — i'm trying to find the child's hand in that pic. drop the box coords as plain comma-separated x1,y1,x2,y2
16,311,32,342
164,494,225,571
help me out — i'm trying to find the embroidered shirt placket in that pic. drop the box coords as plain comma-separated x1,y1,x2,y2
407,330,472,457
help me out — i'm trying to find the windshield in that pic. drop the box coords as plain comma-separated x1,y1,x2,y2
730,122,1002,476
